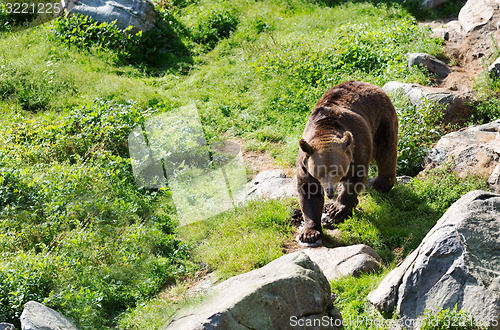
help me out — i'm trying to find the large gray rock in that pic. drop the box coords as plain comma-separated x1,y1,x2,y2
238,169,297,201
302,244,381,281
408,53,451,79
166,252,342,329
424,120,500,192
61,0,156,32
383,82,471,123
368,190,500,329
459,0,495,33
20,301,78,330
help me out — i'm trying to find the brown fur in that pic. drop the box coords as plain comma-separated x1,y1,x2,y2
297,81,398,244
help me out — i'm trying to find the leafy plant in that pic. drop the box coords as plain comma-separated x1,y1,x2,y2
190,8,238,49
51,11,190,70
468,97,500,125
394,95,448,176
4,99,156,163
52,14,139,53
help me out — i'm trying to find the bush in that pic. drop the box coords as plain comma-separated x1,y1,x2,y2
394,95,448,176
468,97,500,125
0,254,57,325
0,158,194,328
52,14,139,53
4,99,156,163
191,8,238,49
51,12,190,69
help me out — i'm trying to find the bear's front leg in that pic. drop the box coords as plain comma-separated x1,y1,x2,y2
297,173,324,244
329,179,363,222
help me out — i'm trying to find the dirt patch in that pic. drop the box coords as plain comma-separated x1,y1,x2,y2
420,5,500,97
159,269,214,302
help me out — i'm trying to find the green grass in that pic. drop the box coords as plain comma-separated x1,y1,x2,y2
0,0,497,328
178,198,296,280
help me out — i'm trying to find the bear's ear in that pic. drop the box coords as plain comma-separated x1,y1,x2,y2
299,139,315,155
341,131,353,151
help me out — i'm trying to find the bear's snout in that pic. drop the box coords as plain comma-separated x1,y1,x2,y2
325,186,336,199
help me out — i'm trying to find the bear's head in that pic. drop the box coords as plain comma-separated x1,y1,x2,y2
299,131,353,199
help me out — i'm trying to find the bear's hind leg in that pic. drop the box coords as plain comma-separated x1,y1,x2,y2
373,123,397,193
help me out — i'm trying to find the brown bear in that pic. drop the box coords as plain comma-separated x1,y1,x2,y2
297,81,398,245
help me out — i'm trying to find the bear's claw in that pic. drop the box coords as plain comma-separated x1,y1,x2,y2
297,226,322,246
327,202,353,221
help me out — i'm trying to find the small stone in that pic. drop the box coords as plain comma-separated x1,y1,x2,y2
396,176,413,184
408,53,451,79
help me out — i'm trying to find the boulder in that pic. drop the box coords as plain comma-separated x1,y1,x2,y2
408,53,451,79
383,81,472,123
424,120,500,191
20,301,78,330
166,252,342,329
61,0,156,32
368,190,500,329
458,0,495,33
238,169,297,201
302,244,382,281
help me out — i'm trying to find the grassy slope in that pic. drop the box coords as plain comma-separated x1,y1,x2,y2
0,0,494,329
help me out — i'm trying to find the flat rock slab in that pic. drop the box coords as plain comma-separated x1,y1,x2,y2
167,252,342,329
368,190,500,329
21,301,78,330
302,244,382,281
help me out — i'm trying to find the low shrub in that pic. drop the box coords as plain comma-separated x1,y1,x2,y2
191,8,238,50
468,97,500,125
0,158,194,328
393,95,448,176
51,14,139,53
4,98,156,163
51,11,190,69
